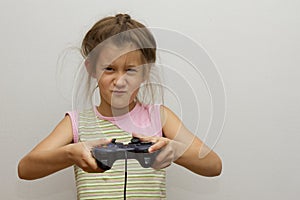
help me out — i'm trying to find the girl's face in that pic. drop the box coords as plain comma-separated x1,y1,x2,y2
95,44,147,114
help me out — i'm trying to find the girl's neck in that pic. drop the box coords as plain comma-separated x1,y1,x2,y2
97,101,137,117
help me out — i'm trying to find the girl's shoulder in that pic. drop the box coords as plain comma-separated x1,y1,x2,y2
159,105,185,139
139,104,182,127
65,108,97,143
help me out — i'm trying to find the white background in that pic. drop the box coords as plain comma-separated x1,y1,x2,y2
1,0,300,199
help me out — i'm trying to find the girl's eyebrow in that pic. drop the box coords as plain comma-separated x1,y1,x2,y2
100,63,114,67
99,63,140,68
126,64,138,68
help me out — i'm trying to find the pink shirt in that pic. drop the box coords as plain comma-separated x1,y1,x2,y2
67,103,163,143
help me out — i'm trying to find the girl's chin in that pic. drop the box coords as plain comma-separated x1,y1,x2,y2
110,104,129,110
110,100,135,110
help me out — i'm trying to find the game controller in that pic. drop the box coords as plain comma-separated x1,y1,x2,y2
92,137,160,170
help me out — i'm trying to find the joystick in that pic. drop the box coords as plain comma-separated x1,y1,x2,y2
91,137,160,170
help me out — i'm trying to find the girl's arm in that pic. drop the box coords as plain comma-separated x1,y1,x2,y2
161,105,222,176
18,115,109,180
152,105,222,177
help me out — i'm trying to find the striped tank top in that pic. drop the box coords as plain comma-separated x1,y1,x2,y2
68,103,166,199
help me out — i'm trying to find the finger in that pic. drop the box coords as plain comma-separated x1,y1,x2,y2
83,165,106,173
152,162,172,170
152,155,172,170
86,138,112,148
132,132,145,139
149,139,168,153
85,153,106,173
90,159,106,173
132,133,158,143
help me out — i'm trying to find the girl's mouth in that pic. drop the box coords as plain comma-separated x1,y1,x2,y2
112,90,127,95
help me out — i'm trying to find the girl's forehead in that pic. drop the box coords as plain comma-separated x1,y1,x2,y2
97,44,143,65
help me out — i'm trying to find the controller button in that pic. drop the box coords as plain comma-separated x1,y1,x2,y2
131,137,140,144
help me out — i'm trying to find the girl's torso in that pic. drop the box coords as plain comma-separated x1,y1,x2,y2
68,103,166,200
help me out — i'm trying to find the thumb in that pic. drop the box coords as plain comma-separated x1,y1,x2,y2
132,133,153,143
132,132,144,139
85,138,112,149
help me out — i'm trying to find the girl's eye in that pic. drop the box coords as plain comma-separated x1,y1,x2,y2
126,68,137,73
104,67,114,72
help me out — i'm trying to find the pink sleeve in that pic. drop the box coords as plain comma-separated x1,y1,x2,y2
151,104,163,137
66,111,79,143
148,104,163,137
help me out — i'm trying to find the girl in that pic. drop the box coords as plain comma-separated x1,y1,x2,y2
18,14,222,199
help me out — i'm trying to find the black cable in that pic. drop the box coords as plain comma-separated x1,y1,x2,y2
124,151,128,200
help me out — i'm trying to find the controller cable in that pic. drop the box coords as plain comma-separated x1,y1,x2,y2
124,151,128,200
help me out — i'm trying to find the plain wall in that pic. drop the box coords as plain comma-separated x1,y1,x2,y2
1,0,299,199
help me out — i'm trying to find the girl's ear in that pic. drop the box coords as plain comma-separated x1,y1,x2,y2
85,59,97,78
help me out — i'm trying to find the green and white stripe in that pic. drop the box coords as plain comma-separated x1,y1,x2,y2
75,109,166,200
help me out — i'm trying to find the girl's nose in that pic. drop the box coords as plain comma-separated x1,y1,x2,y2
113,73,127,88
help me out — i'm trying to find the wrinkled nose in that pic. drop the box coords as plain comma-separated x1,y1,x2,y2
113,73,127,89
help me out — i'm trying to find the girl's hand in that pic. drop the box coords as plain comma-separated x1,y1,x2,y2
133,134,187,170
67,138,112,173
